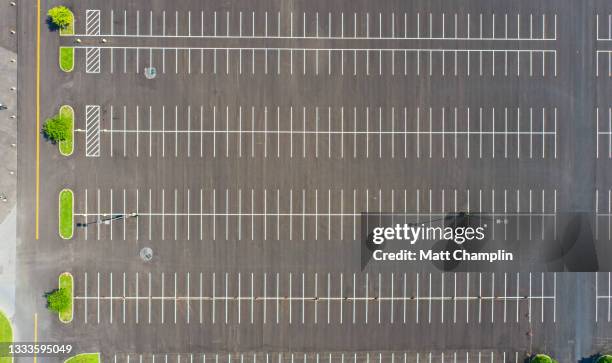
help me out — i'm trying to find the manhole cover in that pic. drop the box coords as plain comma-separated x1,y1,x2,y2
144,67,157,79
140,247,153,262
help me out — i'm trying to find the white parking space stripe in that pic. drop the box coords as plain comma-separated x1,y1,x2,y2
84,272,88,324
111,352,528,363
74,10,559,76
74,188,557,242
72,272,557,325
593,272,612,322
596,14,612,76
592,189,612,241
79,10,557,41
122,272,126,324
593,107,612,158
84,189,88,241
78,106,557,159
109,272,113,324
77,46,557,77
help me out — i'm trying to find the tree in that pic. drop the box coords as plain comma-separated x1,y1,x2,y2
598,356,612,363
42,113,70,143
47,6,72,29
46,288,70,313
531,355,558,363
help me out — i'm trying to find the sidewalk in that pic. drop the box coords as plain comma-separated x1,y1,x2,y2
0,207,16,318
0,0,19,336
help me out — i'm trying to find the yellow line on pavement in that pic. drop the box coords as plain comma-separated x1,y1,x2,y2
33,313,38,363
35,0,41,239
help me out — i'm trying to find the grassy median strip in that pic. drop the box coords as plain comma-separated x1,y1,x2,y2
64,353,100,363
55,5,75,72
59,189,73,239
59,47,74,72
58,272,73,323
59,105,74,156
0,309,12,363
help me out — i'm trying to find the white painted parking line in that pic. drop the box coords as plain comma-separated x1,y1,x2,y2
109,272,113,324
74,9,558,75
593,107,612,158
161,272,165,324
592,272,612,322
84,272,88,323
122,106,126,157
80,106,557,159
96,189,100,240
148,272,152,324
79,10,557,41
174,272,178,324
112,352,527,363
135,106,140,158
77,45,556,77
74,188,557,241
73,272,557,325
595,50,612,77
135,272,139,324
596,12,612,75
84,189,88,241
122,272,126,324
591,189,612,241
123,189,127,241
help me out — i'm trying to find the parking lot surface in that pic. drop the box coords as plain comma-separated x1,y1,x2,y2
15,0,612,361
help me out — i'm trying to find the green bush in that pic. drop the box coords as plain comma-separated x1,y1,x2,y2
46,288,71,313
48,6,73,29
43,113,70,143
598,356,612,363
531,355,558,363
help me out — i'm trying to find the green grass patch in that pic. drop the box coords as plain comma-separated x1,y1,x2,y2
0,309,13,363
58,9,74,36
64,353,100,363
58,106,74,156
59,189,74,239
59,47,74,72
58,273,73,323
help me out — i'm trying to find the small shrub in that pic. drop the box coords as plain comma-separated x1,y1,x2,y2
531,355,558,363
43,114,70,143
47,6,73,29
598,356,612,363
46,288,70,313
